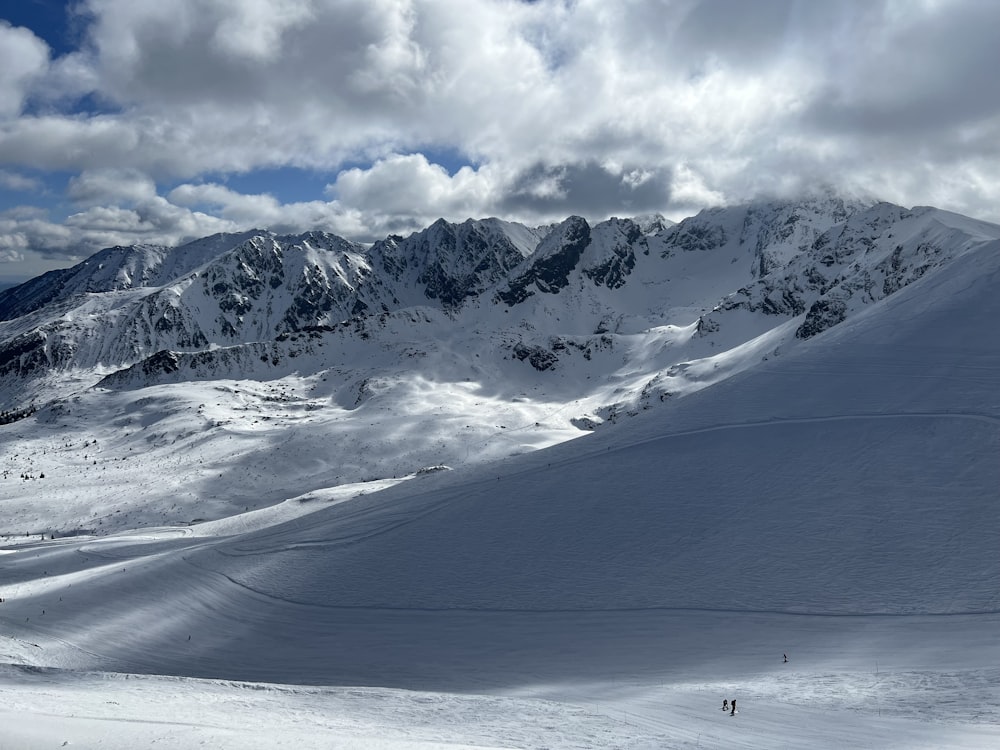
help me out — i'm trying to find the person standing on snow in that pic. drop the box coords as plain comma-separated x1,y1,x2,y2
730,699,737,716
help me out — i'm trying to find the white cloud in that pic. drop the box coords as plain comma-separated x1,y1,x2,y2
0,115,142,172
68,168,158,206
0,170,43,192
2,0,1000,277
350,0,429,100
0,196,235,262
209,0,316,61
667,164,726,214
0,22,50,118
0,155,494,263
168,182,349,234
330,154,492,218
0,213,74,257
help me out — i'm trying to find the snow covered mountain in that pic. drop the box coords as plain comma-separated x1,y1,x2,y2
0,191,996,540
1,194,997,450
3,193,1000,748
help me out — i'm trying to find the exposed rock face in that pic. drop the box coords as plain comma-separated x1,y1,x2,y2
581,218,643,289
699,201,985,344
796,299,848,339
513,343,559,371
496,216,592,305
371,218,540,309
0,231,268,322
665,215,729,255
0,329,52,377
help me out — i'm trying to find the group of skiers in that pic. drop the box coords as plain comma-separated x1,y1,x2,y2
720,654,787,716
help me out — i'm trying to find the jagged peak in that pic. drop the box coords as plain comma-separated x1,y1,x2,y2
630,213,675,235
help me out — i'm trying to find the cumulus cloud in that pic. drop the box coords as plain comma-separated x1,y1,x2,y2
328,154,494,229
0,22,50,118
0,211,75,261
1,0,1000,278
68,168,158,206
168,182,373,237
0,170,43,192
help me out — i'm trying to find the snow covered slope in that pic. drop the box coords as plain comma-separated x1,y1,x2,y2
0,231,264,319
37,237,1000,621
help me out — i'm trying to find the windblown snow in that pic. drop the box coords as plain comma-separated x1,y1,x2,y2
1,197,999,748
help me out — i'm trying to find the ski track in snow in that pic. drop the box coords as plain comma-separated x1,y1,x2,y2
4,496,1000,749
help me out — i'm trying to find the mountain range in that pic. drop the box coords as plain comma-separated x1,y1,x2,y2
4,194,996,411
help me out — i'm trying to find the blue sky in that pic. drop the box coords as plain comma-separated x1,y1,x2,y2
2,0,1000,282
2,0,77,56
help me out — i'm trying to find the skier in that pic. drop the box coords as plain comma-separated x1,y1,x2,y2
783,653,788,663
722,699,728,712
730,699,737,716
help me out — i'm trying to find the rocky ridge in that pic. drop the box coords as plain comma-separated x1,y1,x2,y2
1,195,997,418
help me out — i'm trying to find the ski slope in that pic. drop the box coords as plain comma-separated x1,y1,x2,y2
1,242,999,746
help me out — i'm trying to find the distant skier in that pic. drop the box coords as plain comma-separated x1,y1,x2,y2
722,699,728,712
730,699,737,716
783,653,788,663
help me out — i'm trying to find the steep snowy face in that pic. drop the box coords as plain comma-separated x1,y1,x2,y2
0,231,269,322
496,216,592,305
656,194,869,274
490,196,872,322
97,305,453,389
577,217,647,289
188,231,382,341
0,244,165,322
477,196,882,354
703,202,1000,340
369,217,544,309
0,231,392,381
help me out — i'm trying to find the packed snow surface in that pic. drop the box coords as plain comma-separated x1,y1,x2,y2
2,232,1000,746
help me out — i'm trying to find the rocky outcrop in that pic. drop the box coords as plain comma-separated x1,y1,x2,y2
581,218,642,289
513,343,559,371
796,298,848,339
497,216,591,305
371,218,539,308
